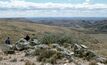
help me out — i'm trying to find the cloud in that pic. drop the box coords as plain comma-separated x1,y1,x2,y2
0,0,107,10
0,0,107,17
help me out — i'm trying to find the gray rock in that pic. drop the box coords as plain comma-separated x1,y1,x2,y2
25,49,36,56
1,44,15,54
34,44,49,49
15,38,30,51
80,44,88,49
95,56,107,63
85,50,96,60
30,39,39,46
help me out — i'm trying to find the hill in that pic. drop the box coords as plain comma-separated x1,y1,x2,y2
0,18,80,44
28,17,107,33
0,18,107,65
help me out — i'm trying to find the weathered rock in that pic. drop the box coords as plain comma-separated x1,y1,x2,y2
85,50,96,60
30,39,39,46
1,44,15,54
15,38,30,51
25,49,36,56
34,44,49,49
80,44,88,49
95,56,107,64
97,62,105,65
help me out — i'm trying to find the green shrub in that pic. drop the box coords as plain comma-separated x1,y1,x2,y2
37,49,63,64
38,32,84,46
39,33,57,44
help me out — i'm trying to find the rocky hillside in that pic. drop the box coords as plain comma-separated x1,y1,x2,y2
0,18,107,65
0,33,107,65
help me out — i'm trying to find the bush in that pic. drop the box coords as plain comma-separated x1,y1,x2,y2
39,33,57,44
38,32,84,46
37,49,62,64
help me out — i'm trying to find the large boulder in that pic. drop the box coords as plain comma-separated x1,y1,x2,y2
15,38,30,51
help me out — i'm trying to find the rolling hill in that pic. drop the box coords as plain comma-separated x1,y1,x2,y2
0,18,106,56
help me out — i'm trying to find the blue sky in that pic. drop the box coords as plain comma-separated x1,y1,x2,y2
0,0,107,17
27,0,107,4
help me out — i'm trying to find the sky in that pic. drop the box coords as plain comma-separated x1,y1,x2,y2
0,0,107,17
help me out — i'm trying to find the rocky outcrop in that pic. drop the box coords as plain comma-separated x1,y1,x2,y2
0,37,106,65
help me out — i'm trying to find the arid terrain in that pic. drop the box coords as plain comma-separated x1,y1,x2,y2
0,18,107,65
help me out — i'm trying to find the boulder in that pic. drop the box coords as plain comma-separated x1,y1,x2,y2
1,44,15,54
34,44,49,49
30,39,39,46
15,38,30,51
85,50,96,60
95,56,107,64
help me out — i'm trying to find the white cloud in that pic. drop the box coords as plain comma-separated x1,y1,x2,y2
0,0,107,10
0,0,107,17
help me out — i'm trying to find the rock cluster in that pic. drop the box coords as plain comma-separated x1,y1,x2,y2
1,37,107,65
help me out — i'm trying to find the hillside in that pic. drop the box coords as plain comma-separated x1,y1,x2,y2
0,18,78,44
0,18,106,55
0,18,107,65
28,17,107,33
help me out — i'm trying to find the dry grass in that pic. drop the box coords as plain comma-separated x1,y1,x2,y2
0,19,106,57
89,34,107,56
0,20,77,44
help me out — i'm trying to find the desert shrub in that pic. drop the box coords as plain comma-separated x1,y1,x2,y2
39,33,57,44
37,49,62,64
56,33,74,45
38,32,85,46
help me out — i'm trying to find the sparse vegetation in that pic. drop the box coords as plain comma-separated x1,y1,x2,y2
0,18,107,65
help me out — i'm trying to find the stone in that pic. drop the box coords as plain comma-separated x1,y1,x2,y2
97,62,105,65
15,38,30,51
1,44,15,54
80,44,88,49
30,39,39,46
95,57,107,64
85,50,96,60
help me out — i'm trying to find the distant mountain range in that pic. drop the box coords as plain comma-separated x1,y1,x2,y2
0,17,107,33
